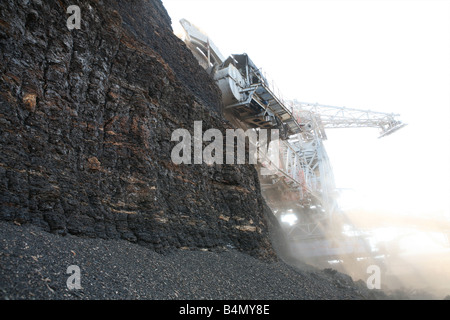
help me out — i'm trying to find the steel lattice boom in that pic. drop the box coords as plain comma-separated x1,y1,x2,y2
292,101,407,139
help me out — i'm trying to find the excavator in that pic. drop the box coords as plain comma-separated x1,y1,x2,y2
175,19,450,269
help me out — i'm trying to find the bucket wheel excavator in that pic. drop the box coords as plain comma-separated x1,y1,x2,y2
177,19,408,265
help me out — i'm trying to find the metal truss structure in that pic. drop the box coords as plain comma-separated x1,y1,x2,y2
293,101,407,139
178,19,407,258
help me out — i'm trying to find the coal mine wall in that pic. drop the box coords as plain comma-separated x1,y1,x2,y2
0,0,282,260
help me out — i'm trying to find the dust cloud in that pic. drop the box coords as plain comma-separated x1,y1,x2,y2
267,203,450,299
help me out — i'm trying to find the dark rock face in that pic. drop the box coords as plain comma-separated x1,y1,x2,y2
0,0,279,259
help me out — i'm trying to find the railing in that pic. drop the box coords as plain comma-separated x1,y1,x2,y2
251,68,294,114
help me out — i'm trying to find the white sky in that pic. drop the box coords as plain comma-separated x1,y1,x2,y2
162,0,450,221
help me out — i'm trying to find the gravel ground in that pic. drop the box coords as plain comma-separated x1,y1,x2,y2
0,221,385,300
